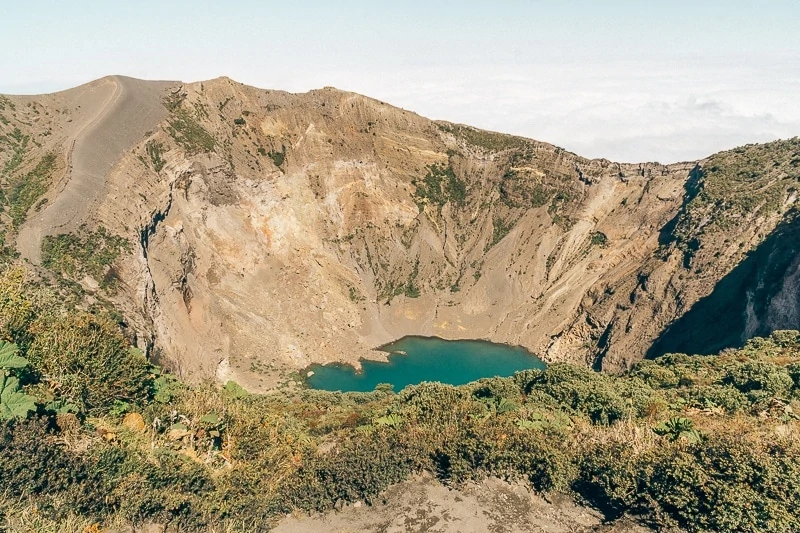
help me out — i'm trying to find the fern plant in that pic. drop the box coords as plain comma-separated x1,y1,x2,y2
653,417,703,444
374,413,403,427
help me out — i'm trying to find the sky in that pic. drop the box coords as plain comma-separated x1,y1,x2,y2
1,1,798,163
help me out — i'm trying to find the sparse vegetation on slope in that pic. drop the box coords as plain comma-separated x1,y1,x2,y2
145,140,166,172
437,122,530,153
667,138,800,260
0,123,57,227
488,216,515,250
167,108,216,154
6,152,56,226
41,226,130,288
412,163,467,209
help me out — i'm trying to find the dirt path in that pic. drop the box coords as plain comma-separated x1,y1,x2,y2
17,76,172,264
274,474,661,533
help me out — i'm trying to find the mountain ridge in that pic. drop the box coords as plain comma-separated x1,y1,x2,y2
1,76,798,389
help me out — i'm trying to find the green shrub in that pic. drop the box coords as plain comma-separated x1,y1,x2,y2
689,384,749,412
724,361,794,399
281,433,418,511
0,342,37,420
647,436,800,532
653,417,703,444
145,140,166,172
26,312,151,413
589,231,608,247
167,109,215,154
7,152,56,226
41,226,129,286
523,364,632,424
436,123,529,152
631,360,680,389
0,267,39,351
397,381,470,426
268,146,286,167
412,163,467,209
577,442,651,518
0,418,85,499
102,448,213,527
489,217,514,248
470,376,523,402
788,362,800,392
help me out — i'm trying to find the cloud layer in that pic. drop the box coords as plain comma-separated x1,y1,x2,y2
286,56,800,164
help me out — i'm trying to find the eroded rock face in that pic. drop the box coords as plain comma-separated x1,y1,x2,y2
4,77,799,388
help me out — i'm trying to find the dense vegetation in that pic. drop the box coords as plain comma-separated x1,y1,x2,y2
1,266,800,532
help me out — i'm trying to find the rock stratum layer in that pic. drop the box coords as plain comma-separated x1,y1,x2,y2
1,76,798,388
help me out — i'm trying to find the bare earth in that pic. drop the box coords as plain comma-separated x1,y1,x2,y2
274,474,662,533
17,75,172,264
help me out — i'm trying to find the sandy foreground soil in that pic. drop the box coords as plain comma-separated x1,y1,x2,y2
273,473,661,533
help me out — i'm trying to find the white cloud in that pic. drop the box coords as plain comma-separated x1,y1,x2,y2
5,56,797,164
275,57,799,164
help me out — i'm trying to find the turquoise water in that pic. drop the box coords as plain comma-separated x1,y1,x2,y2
305,336,545,392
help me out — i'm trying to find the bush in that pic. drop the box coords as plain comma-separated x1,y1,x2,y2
787,362,800,391
27,312,151,412
41,226,129,285
577,442,652,519
470,376,523,402
281,432,418,511
724,361,794,399
523,364,632,424
397,381,471,426
647,436,800,532
689,384,750,412
0,418,84,498
102,448,213,527
0,267,37,346
630,360,680,389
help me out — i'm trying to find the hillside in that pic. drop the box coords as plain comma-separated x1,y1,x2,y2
2,76,800,532
1,267,799,531
1,76,800,388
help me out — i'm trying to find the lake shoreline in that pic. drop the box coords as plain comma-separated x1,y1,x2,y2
303,336,545,393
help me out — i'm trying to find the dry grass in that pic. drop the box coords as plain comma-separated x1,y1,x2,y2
1,500,121,533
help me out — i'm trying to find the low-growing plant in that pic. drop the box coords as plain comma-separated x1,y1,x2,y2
167,109,215,154
412,163,467,209
653,417,703,443
26,312,151,413
0,342,36,420
145,140,166,172
41,226,130,285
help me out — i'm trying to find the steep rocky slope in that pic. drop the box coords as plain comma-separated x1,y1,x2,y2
2,76,798,388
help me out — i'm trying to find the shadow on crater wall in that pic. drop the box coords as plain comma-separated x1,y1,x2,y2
647,209,800,358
